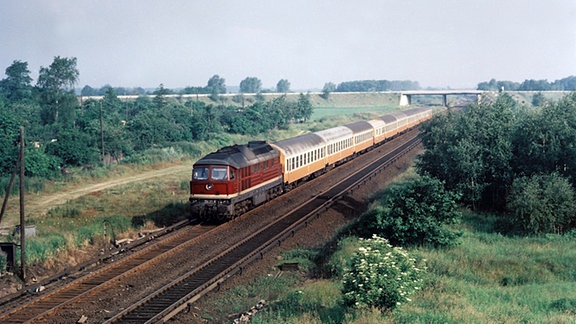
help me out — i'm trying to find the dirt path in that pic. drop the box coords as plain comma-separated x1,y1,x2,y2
1,164,191,228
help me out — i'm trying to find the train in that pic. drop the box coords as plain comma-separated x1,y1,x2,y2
189,106,440,222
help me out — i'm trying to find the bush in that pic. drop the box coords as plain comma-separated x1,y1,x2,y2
356,175,462,247
507,173,576,234
342,235,425,312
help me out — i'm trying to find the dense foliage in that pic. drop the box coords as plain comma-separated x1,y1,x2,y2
342,235,425,312
477,76,576,91
355,175,462,247
418,92,576,234
0,57,312,179
507,173,576,234
418,94,516,210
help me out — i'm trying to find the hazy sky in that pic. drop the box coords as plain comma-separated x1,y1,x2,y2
1,0,575,90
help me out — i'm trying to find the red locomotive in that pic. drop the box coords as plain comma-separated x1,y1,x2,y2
189,141,284,221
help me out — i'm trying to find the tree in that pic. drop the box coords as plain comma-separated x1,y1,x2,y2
276,79,290,93
293,93,312,122
320,82,336,99
417,94,517,209
207,74,226,101
45,127,98,166
80,85,97,97
356,175,462,247
239,77,262,93
36,56,80,125
512,93,576,185
153,84,170,109
0,103,21,175
507,173,576,234
24,147,61,178
0,60,33,102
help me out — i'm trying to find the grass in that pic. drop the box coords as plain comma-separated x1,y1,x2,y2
194,209,576,323
311,106,397,121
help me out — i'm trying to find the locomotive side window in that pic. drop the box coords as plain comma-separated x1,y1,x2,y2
193,167,209,180
211,167,228,180
230,169,236,180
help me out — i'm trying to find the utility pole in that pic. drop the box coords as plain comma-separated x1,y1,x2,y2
100,100,105,165
19,126,26,281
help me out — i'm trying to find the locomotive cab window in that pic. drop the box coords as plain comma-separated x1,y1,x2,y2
211,167,228,180
193,167,209,180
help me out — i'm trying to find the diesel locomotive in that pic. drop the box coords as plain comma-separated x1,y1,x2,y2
189,106,439,222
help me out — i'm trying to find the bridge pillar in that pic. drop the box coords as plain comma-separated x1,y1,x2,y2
399,94,411,106
477,94,482,104
442,95,447,107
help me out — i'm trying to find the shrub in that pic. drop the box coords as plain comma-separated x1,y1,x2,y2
342,235,425,312
356,175,462,247
507,173,576,234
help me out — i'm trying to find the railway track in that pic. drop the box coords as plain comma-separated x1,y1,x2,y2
0,223,216,323
106,132,422,323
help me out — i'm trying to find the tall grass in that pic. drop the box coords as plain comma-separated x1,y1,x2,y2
0,176,46,196
197,210,576,323
392,213,576,323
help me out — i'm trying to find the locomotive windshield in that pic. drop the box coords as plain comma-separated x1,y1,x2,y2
193,167,209,180
211,167,228,180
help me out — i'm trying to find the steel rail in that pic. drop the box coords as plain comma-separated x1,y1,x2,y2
0,222,215,323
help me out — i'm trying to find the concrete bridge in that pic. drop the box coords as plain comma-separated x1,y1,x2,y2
399,90,484,106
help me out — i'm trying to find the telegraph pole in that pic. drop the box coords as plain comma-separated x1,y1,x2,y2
100,100,105,165
19,126,26,281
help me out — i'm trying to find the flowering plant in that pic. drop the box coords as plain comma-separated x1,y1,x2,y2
342,235,425,311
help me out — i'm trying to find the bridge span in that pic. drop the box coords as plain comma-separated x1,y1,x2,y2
399,90,484,106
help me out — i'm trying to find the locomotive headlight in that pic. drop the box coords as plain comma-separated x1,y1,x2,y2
205,183,213,190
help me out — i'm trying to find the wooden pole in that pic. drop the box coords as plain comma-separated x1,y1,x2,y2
0,161,18,224
19,126,26,281
100,100,105,165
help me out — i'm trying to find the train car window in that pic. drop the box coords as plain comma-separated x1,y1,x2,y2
193,167,209,180
211,167,228,181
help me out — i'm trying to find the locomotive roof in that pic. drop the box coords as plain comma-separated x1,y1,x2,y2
194,141,279,169
272,133,325,157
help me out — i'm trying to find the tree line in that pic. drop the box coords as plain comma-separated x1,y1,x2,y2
0,57,312,181
477,76,576,91
80,75,292,98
